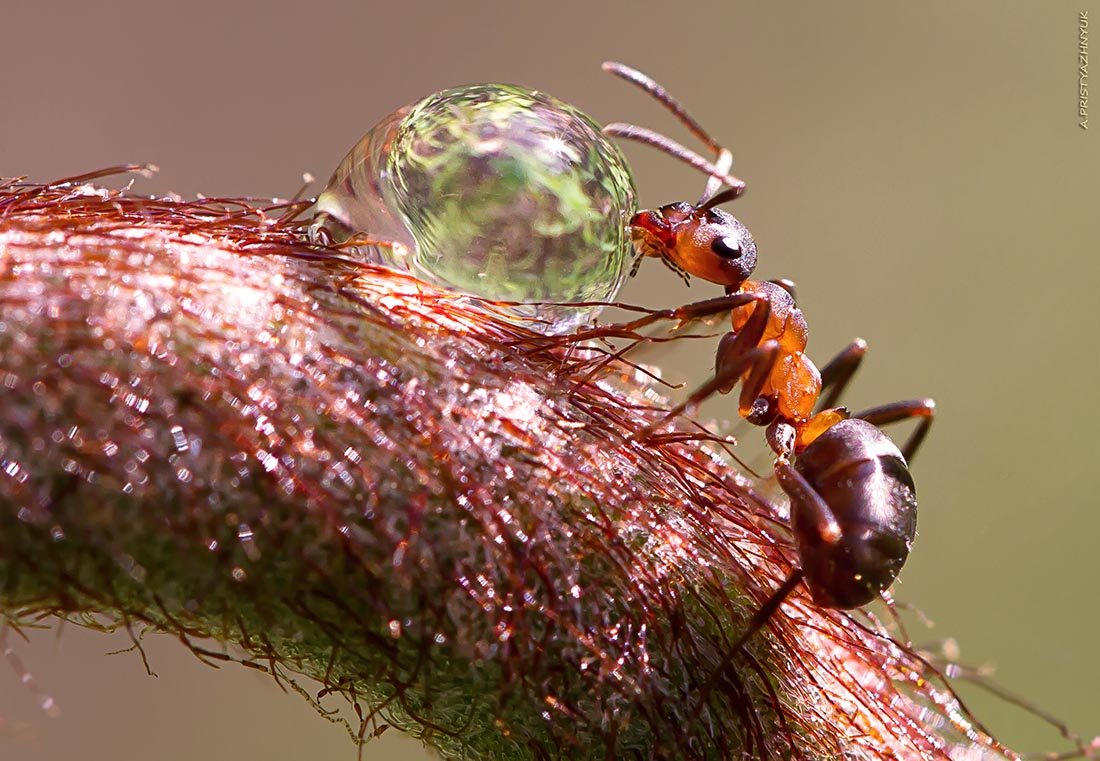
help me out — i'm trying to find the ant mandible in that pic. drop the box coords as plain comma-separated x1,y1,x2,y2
595,62,936,631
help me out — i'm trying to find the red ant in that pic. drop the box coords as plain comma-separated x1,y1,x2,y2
596,62,936,631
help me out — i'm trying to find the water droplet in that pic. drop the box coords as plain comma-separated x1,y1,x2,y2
312,84,637,332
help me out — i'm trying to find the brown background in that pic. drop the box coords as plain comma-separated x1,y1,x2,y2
2,1,1097,759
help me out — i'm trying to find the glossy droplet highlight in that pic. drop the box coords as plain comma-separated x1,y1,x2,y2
311,84,637,331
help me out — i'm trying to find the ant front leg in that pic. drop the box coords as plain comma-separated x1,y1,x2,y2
714,295,771,398
335,233,412,256
854,398,936,463
816,338,868,412
318,234,412,290
631,340,780,442
568,291,764,343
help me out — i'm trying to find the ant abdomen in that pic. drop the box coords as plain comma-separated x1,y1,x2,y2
791,419,918,610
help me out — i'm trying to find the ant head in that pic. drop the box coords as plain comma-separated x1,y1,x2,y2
631,190,757,287
601,62,756,286
686,196,758,285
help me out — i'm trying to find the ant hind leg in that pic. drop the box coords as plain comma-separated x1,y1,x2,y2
816,338,868,412
687,566,804,725
691,456,849,712
729,569,806,652
854,398,935,463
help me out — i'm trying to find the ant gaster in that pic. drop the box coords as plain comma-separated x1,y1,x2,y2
597,62,936,638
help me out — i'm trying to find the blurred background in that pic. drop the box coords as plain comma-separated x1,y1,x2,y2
1,1,1096,758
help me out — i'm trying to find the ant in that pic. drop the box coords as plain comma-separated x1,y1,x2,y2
593,62,936,636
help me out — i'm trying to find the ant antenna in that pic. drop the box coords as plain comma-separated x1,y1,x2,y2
699,185,746,211
602,62,724,153
602,123,746,199
602,61,739,204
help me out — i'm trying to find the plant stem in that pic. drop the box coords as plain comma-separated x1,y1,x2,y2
0,170,1013,760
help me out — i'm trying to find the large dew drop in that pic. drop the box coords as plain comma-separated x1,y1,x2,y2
310,84,637,332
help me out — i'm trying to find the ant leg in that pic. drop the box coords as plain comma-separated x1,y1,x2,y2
687,566,804,724
631,340,780,441
854,398,936,463
714,297,771,396
568,291,764,342
816,338,868,411
774,460,842,544
729,569,806,651
629,299,773,439
706,455,848,654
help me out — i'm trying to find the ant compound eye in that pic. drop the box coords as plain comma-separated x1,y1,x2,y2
711,236,742,259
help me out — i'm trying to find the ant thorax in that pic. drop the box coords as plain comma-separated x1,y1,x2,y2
731,280,808,352
731,280,822,424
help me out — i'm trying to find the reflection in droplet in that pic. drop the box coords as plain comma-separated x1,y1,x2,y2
311,84,637,332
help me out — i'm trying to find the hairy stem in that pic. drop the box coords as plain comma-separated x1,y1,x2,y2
0,170,1011,760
